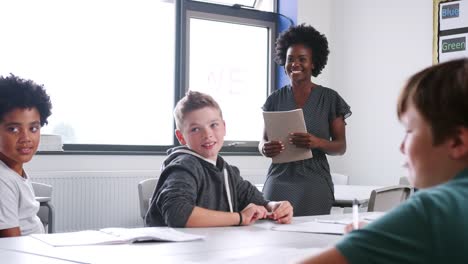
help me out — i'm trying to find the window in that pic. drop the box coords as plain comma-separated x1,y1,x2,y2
0,0,175,148
1,0,277,153
190,0,274,11
180,0,277,147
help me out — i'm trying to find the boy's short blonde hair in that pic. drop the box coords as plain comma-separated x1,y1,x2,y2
397,58,468,145
174,91,222,129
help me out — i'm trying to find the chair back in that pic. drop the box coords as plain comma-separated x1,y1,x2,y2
331,173,349,185
31,182,54,233
399,176,411,186
367,185,412,212
138,178,159,219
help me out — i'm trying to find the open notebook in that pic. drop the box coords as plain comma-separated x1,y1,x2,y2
31,227,205,247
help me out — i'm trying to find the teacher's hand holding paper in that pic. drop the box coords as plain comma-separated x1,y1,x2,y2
289,132,322,149
262,140,285,157
262,109,313,163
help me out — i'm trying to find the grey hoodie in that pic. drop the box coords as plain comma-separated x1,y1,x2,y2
145,146,268,227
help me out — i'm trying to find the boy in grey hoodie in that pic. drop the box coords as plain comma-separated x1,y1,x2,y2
145,91,293,227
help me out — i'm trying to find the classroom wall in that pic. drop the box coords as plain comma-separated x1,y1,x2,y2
26,1,435,186
297,0,433,185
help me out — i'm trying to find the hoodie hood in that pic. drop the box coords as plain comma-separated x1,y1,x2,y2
164,146,219,169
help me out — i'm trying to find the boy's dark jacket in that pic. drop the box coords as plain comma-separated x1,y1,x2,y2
145,146,268,227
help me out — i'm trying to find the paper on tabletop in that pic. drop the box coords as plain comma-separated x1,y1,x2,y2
271,221,345,235
30,227,204,246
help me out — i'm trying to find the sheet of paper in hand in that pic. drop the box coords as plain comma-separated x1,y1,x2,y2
263,109,313,163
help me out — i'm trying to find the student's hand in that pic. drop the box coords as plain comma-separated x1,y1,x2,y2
0,227,21,237
266,201,293,224
289,132,322,149
262,140,284,157
240,203,269,225
344,221,368,233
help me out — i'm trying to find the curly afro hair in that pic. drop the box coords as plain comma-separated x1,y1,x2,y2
275,23,329,77
0,74,52,126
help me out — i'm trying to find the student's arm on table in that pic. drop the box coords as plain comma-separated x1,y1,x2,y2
266,201,293,224
290,116,347,155
185,204,268,227
296,222,362,263
296,222,364,263
297,248,348,264
0,227,21,237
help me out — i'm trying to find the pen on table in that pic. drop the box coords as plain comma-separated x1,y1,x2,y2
352,198,359,230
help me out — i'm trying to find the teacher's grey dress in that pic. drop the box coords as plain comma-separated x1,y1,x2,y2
262,85,351,216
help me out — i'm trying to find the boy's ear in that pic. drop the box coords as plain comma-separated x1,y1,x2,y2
449,127,468,160
175,129,187,145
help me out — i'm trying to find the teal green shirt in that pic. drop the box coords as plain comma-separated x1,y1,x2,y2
336,168,468,264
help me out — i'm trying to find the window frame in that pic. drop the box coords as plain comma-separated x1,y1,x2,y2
178,0,277,154
39,0,278,155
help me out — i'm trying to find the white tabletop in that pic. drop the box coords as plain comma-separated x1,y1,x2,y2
0,248,80,264
0,213,377,264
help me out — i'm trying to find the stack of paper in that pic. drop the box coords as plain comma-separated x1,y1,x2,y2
31,227,205,246
38,134,63,151
263,109,312,163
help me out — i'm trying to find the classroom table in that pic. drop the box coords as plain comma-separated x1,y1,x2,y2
0,248,80,264
255,184,382,207
0,213,382,264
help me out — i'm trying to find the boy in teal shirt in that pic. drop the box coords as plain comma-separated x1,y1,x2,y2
300,59,468,263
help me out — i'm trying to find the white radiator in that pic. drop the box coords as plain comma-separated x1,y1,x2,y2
27,155,267,233
30,170,159,232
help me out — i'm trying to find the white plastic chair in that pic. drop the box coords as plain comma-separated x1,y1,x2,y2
31,182,54,233
399,176,417,196
331,173,349,185
329,173,350,214
367,185,412,212
138,178,159,220
399,176,411,186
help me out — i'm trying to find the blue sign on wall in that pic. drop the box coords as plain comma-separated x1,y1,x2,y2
442,3,460,19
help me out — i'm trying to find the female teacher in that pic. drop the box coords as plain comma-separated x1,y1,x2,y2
260,24,352,216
